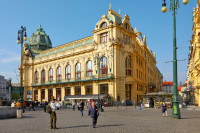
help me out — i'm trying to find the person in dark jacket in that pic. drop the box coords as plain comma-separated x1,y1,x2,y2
44,101,48,114
162,100,168,117
88,102,99,128
29,101,35,111
79,100,85,116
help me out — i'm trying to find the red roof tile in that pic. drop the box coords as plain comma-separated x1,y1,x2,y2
163,81,173,86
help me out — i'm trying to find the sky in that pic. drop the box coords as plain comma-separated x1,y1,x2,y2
0,0,197,83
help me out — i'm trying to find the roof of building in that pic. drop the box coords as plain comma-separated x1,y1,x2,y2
163,81,173,86
178,86,182,92
29,25,52,55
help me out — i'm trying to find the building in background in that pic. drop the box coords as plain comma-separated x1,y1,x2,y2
0,75,10,101
186,1,200,106
20,7,162,104
163,81,173,94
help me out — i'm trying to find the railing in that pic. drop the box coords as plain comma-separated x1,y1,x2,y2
32,74,114,86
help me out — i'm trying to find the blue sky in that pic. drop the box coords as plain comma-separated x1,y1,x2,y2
0,0,197,83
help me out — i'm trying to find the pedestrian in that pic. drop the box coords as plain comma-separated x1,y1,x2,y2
138,100,142,111
100,99,104,112
11,101,15,107
44,101,48,114
88,102,99,128
79,100,85,116
162,100,168,117
50,99,58,129
16,101,21,109
23,101,26,113
29,101,35,111
56,101,60,110
72,100,75,111
133,100,136,109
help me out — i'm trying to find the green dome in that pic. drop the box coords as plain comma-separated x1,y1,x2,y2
29,25,52,54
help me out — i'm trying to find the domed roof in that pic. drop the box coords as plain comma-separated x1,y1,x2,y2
29,25,52,55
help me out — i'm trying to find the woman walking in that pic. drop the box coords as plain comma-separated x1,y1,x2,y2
162,100,168,117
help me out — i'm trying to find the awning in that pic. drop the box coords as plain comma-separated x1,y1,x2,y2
64,94,109,100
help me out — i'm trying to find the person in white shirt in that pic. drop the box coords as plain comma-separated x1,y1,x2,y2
50,99,58,129
56,101,60,110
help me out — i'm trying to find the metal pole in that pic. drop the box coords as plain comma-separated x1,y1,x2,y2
98,56,100,108
172,0,180,119
19,26,24,110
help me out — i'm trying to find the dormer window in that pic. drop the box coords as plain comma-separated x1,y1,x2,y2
100,32,108,43
100,22,107,28
125,23,129,30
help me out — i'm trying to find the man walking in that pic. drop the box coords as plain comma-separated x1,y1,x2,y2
88,102,99,128
50,99,58,129
79,100,84,116
138,100,142,111
29,101,35,111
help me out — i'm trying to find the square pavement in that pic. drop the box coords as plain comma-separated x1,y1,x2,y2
0,106,200,133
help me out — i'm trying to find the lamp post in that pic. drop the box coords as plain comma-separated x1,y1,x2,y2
94,53,103,108
161,0,189,119
17,26,27,110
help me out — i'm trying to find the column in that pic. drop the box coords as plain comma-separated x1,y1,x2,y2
38,89,41,103
53,88,56,99
61,87,65,101
81,85,85,95
45,88,48,102
71,86,75,95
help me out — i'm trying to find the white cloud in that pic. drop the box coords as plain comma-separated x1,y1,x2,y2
1,56,20,63
0,49,20,63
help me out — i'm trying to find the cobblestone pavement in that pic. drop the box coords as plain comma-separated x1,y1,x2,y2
1,106,200,133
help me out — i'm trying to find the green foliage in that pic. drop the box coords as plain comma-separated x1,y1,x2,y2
12,93,20,100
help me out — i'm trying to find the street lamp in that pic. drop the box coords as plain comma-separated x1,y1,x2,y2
17,26,27,110
94,53,103,108
161,0,189,119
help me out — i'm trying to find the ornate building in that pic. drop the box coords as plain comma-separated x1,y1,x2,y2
186,1,200,106
21,7,162,104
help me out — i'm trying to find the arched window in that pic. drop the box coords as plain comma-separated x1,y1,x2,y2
49,68,53,82
57,66,62,81
41,70,45,83
100,22,107,28
125,56,132,76
66,65,71,79
86,60,93,77
75,63,81,79
34,71,39,84
100,57,108,75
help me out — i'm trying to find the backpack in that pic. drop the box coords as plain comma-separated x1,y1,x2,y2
46,103,52,114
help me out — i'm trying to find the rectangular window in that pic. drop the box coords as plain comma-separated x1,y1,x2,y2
100,32,108,43
41,89,45,101
48,89,53,101
125,84,132,100
56,88,61,101
65,87,71,96
75,86,81,95
85,85,93,95
100,84,108,94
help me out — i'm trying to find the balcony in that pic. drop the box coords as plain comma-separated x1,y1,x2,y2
31,74,114,87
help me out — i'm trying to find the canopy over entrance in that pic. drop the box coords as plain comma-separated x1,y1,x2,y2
64,94,109,100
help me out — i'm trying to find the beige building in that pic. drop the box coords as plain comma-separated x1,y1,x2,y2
186,1,200,106
21,7,162,104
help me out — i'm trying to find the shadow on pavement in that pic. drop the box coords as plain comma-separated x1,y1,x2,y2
60,124,124,129
98,124,124,127
61,125,90,129
23,116,35,118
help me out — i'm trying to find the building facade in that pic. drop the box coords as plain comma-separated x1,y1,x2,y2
0,75,9,101
163,81,173,94
186,1,200,106
21,8,162,104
